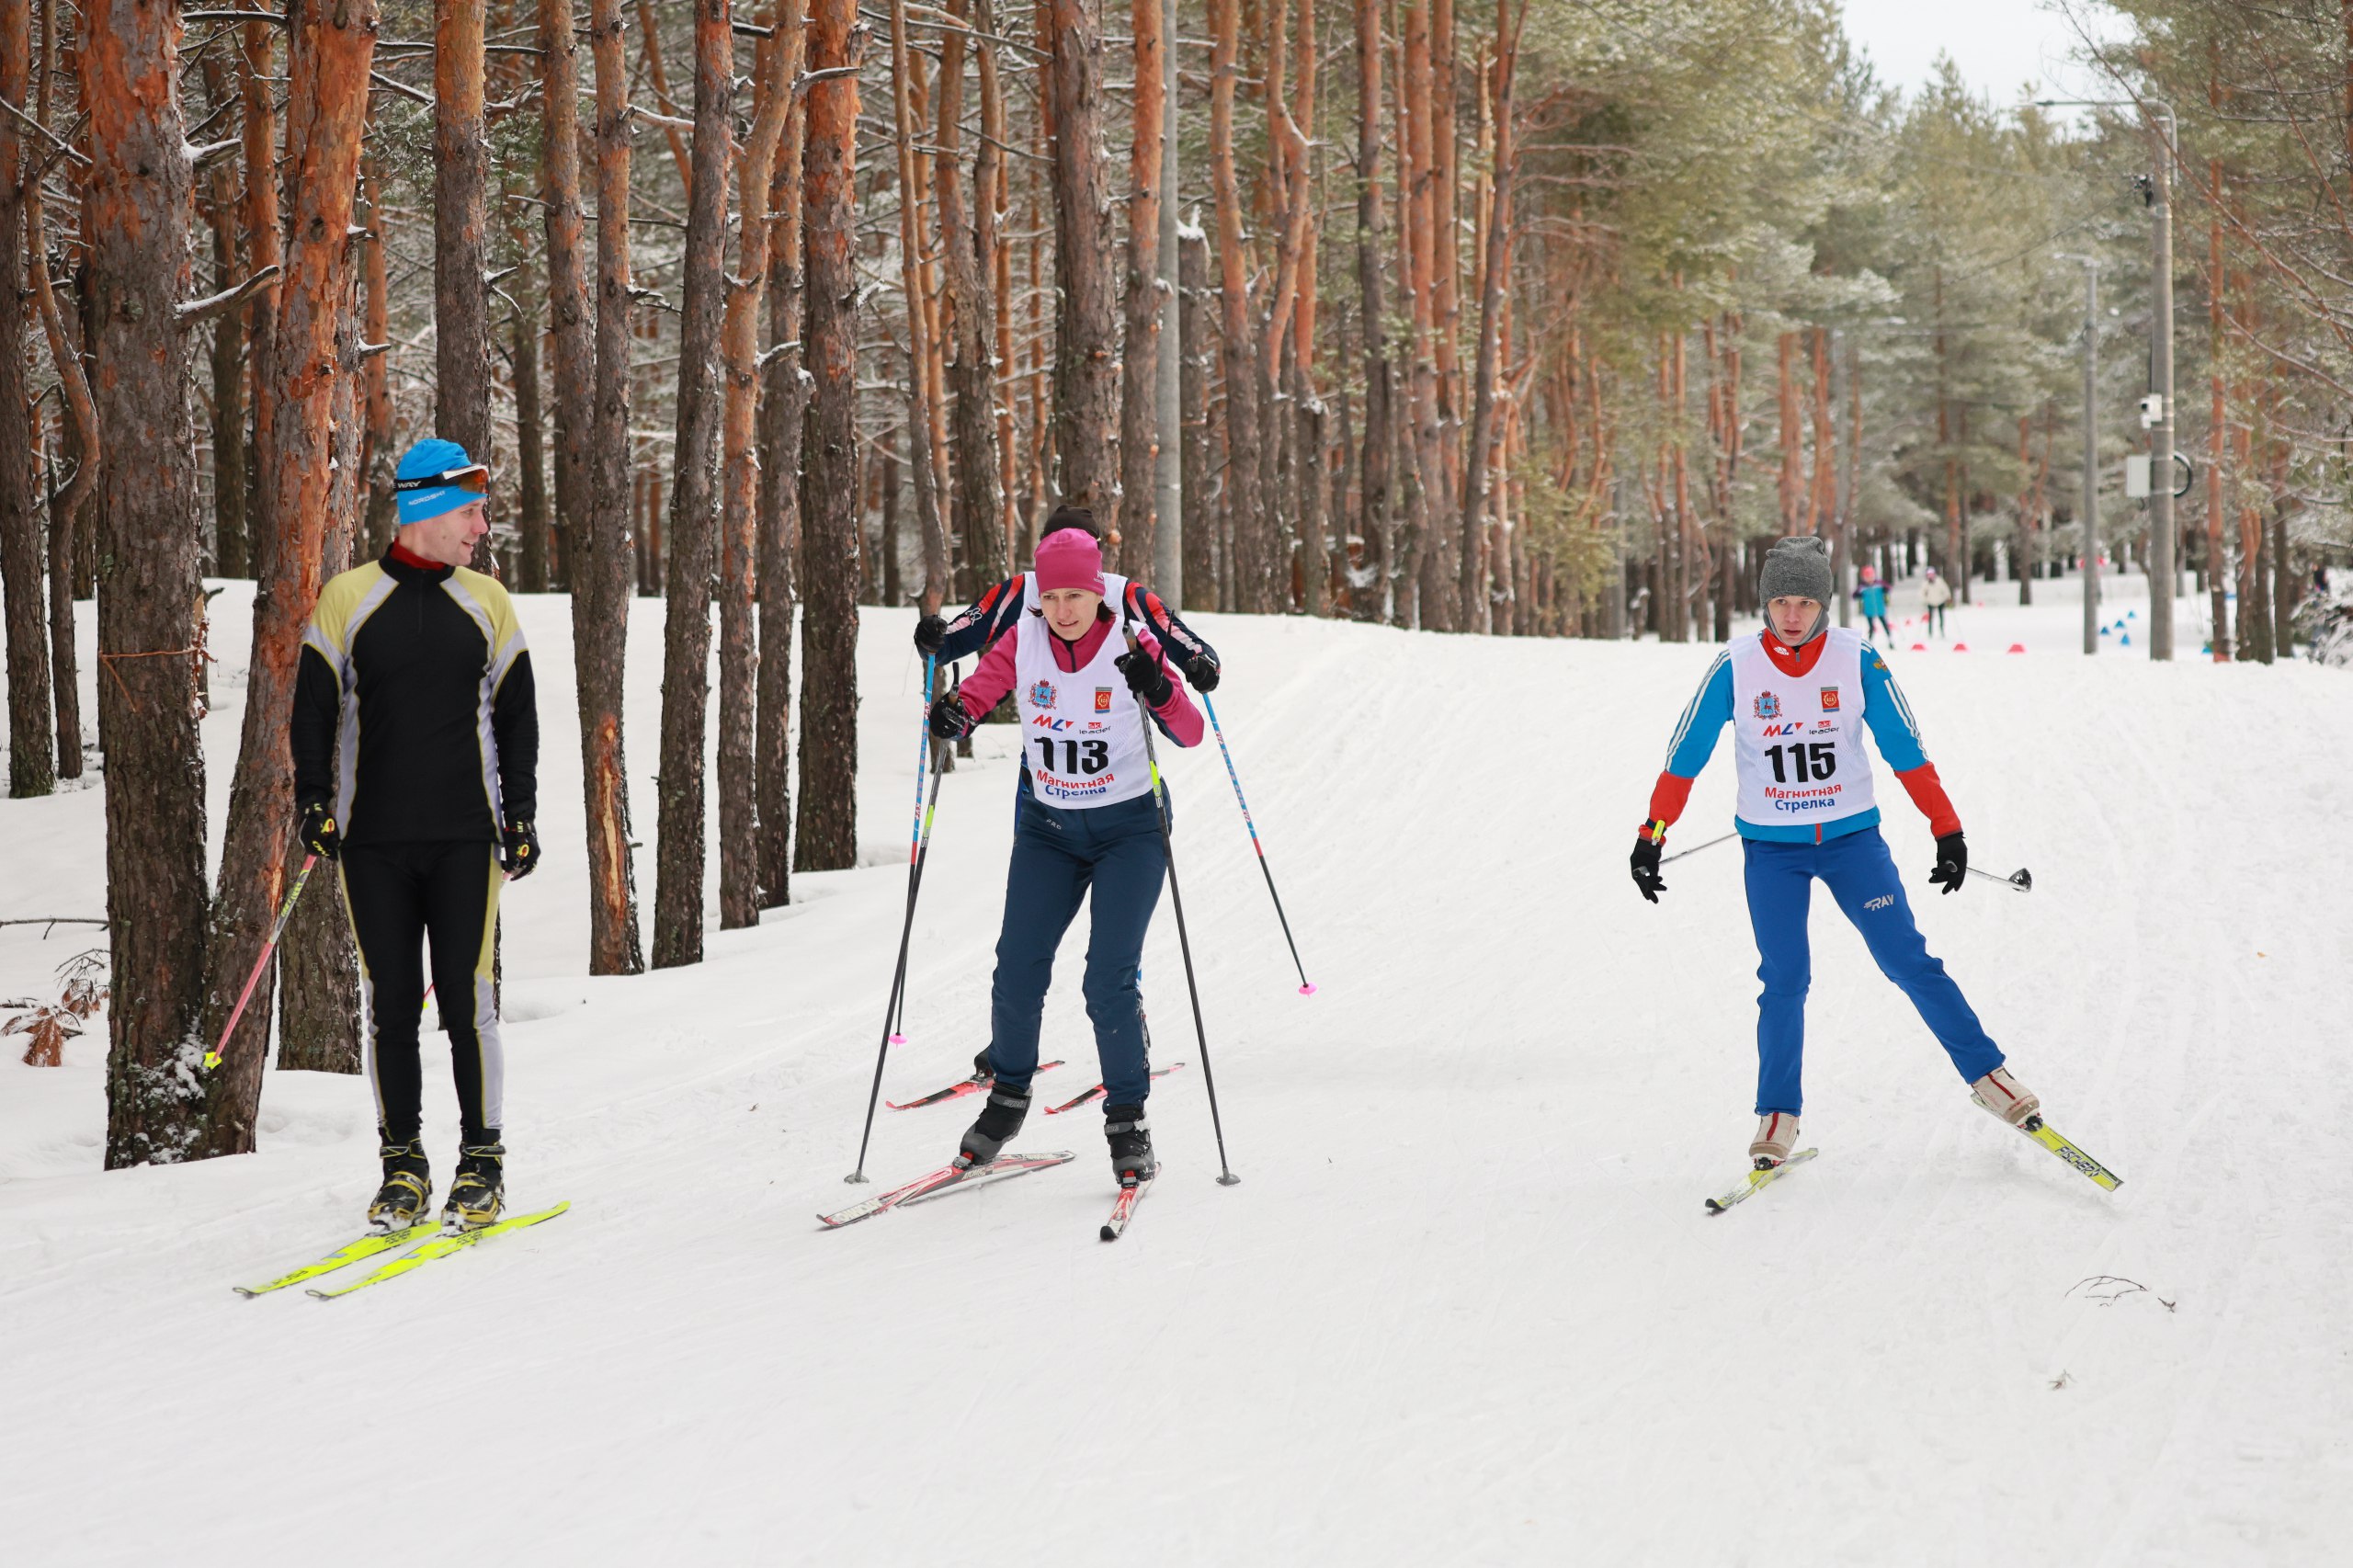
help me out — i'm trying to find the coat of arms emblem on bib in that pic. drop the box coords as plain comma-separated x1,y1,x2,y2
1029,679,1057,710
1754,690,1781,721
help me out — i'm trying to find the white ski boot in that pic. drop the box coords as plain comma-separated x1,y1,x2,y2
1969,1067,2041,1128
1748,1112,1801,1169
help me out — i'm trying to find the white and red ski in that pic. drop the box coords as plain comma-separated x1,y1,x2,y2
885,1059,1066,1112
1042,1062,1187,1115
1100,1165,1157,1242
818,1151,1074,1229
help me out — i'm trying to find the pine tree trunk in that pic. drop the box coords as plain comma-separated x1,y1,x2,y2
0,0,53,799
1179,227,1213,608
1112,0,1165,574
512,251,551,592
539,0,592,588
1209,0,1268,608
716,8,798,930
651,0,736,970
196,0,378,1153
1045,0,1118,518
194,53,248,580
935,1,1006,588
88,0,210,1165
581,0,646,974
238,19,280,573
796,0,863,873
359,158,396,559
757,58,809,910
888,0,949,612
1459,0,1519,632
437,0,494,571
1356,0,1395,624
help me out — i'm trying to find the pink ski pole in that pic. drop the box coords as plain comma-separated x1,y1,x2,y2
201,853,322,1071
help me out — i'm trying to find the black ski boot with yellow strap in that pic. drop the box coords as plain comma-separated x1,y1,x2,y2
368,1136,432,1231
441,1138,506,1232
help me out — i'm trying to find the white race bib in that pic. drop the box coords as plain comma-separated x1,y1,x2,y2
1729,628,1878,832
1015,571,1154,809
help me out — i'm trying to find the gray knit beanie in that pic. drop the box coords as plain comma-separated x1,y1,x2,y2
1760,536,1834,608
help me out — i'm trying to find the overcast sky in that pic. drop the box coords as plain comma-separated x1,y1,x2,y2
1838,0,2123,111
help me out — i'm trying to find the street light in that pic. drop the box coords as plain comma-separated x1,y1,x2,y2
2054,253,2101,655
2038,96,2179,661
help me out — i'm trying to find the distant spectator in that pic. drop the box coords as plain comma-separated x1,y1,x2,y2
1921,568,1953,636
1856,565,1893,641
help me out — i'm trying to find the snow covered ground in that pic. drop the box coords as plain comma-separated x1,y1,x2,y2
4,570,2349,1566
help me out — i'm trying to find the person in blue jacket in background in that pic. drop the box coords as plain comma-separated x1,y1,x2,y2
1856,563,1893,641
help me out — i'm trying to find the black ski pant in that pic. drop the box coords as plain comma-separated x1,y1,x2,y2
339,839,505,1147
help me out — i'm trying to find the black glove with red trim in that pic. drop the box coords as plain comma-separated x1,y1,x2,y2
1116,649,1174,707
928,688,976,741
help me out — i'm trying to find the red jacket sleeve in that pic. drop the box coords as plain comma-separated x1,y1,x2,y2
957,627,1021,717
1893,763,1961,838
1641,773,1695,839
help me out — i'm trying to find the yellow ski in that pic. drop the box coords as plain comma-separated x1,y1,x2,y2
1704,1148,1819,1214
306,1201,570,1300
233,1223,437,1298
2023,1119,2121,1191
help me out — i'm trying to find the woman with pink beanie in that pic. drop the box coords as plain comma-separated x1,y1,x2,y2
926,528,1205,1184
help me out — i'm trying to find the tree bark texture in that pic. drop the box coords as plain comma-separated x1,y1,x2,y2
1458,0,1519,633
0,0,54,799
651,0,736,970
88,0,210,1165
717,6,799,930
1356,0,1394,623
1209,0,1268,609
581,0,645,973
935,0,1006,587
756,39,809,910
888,0,949,612
436,0,495,571
1115,0,1165,575
359,157,396,557
1045,0,1118,520
540,0,593,590
796,0,862,873
202,85,250,579
512,248,551,592
238,18,280,569
197,0,378,1154
1178,226,1212,609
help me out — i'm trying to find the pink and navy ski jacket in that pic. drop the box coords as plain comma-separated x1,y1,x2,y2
936,574,1220,680
1641,631,1960,845
955,611,1204,747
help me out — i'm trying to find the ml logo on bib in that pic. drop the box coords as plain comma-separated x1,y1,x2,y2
1754,691,1781,721
1029,679,1057,710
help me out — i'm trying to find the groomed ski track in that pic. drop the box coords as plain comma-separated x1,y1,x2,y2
3,576,2349,1566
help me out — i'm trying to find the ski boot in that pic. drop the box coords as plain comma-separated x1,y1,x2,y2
1969,1067,2041,1129
1104,1103,1155,1182
1748,1112,1800,1170
442,1139,506,1232
368,1136,432,1231
958,1085,1032,1168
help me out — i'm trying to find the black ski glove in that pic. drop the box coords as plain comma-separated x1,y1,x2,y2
297,799,341,863
928,687,976,741
1631,835,1665,903
914,613,947,656
501,818,540,881
1185,653,1221,694
1928,831,1967,895
1116,649,1174,707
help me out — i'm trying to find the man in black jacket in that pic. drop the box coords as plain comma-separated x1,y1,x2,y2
290,438,539,1232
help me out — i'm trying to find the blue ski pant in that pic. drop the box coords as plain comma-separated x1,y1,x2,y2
1741,827,2004,1116
986,790,1166,1106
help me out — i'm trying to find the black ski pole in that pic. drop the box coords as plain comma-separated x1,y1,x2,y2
848,662,946,1183
1129,632,1239,1186
1199,693,1314,994
891,661,960,1044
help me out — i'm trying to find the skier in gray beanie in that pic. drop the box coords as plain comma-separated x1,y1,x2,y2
1756,535,1835,644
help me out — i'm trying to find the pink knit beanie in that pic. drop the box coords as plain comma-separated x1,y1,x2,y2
1035,528,1105,595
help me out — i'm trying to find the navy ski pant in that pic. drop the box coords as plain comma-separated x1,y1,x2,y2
986,790,1166,1106
339,839,505,1144
1742,826,2003,1116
